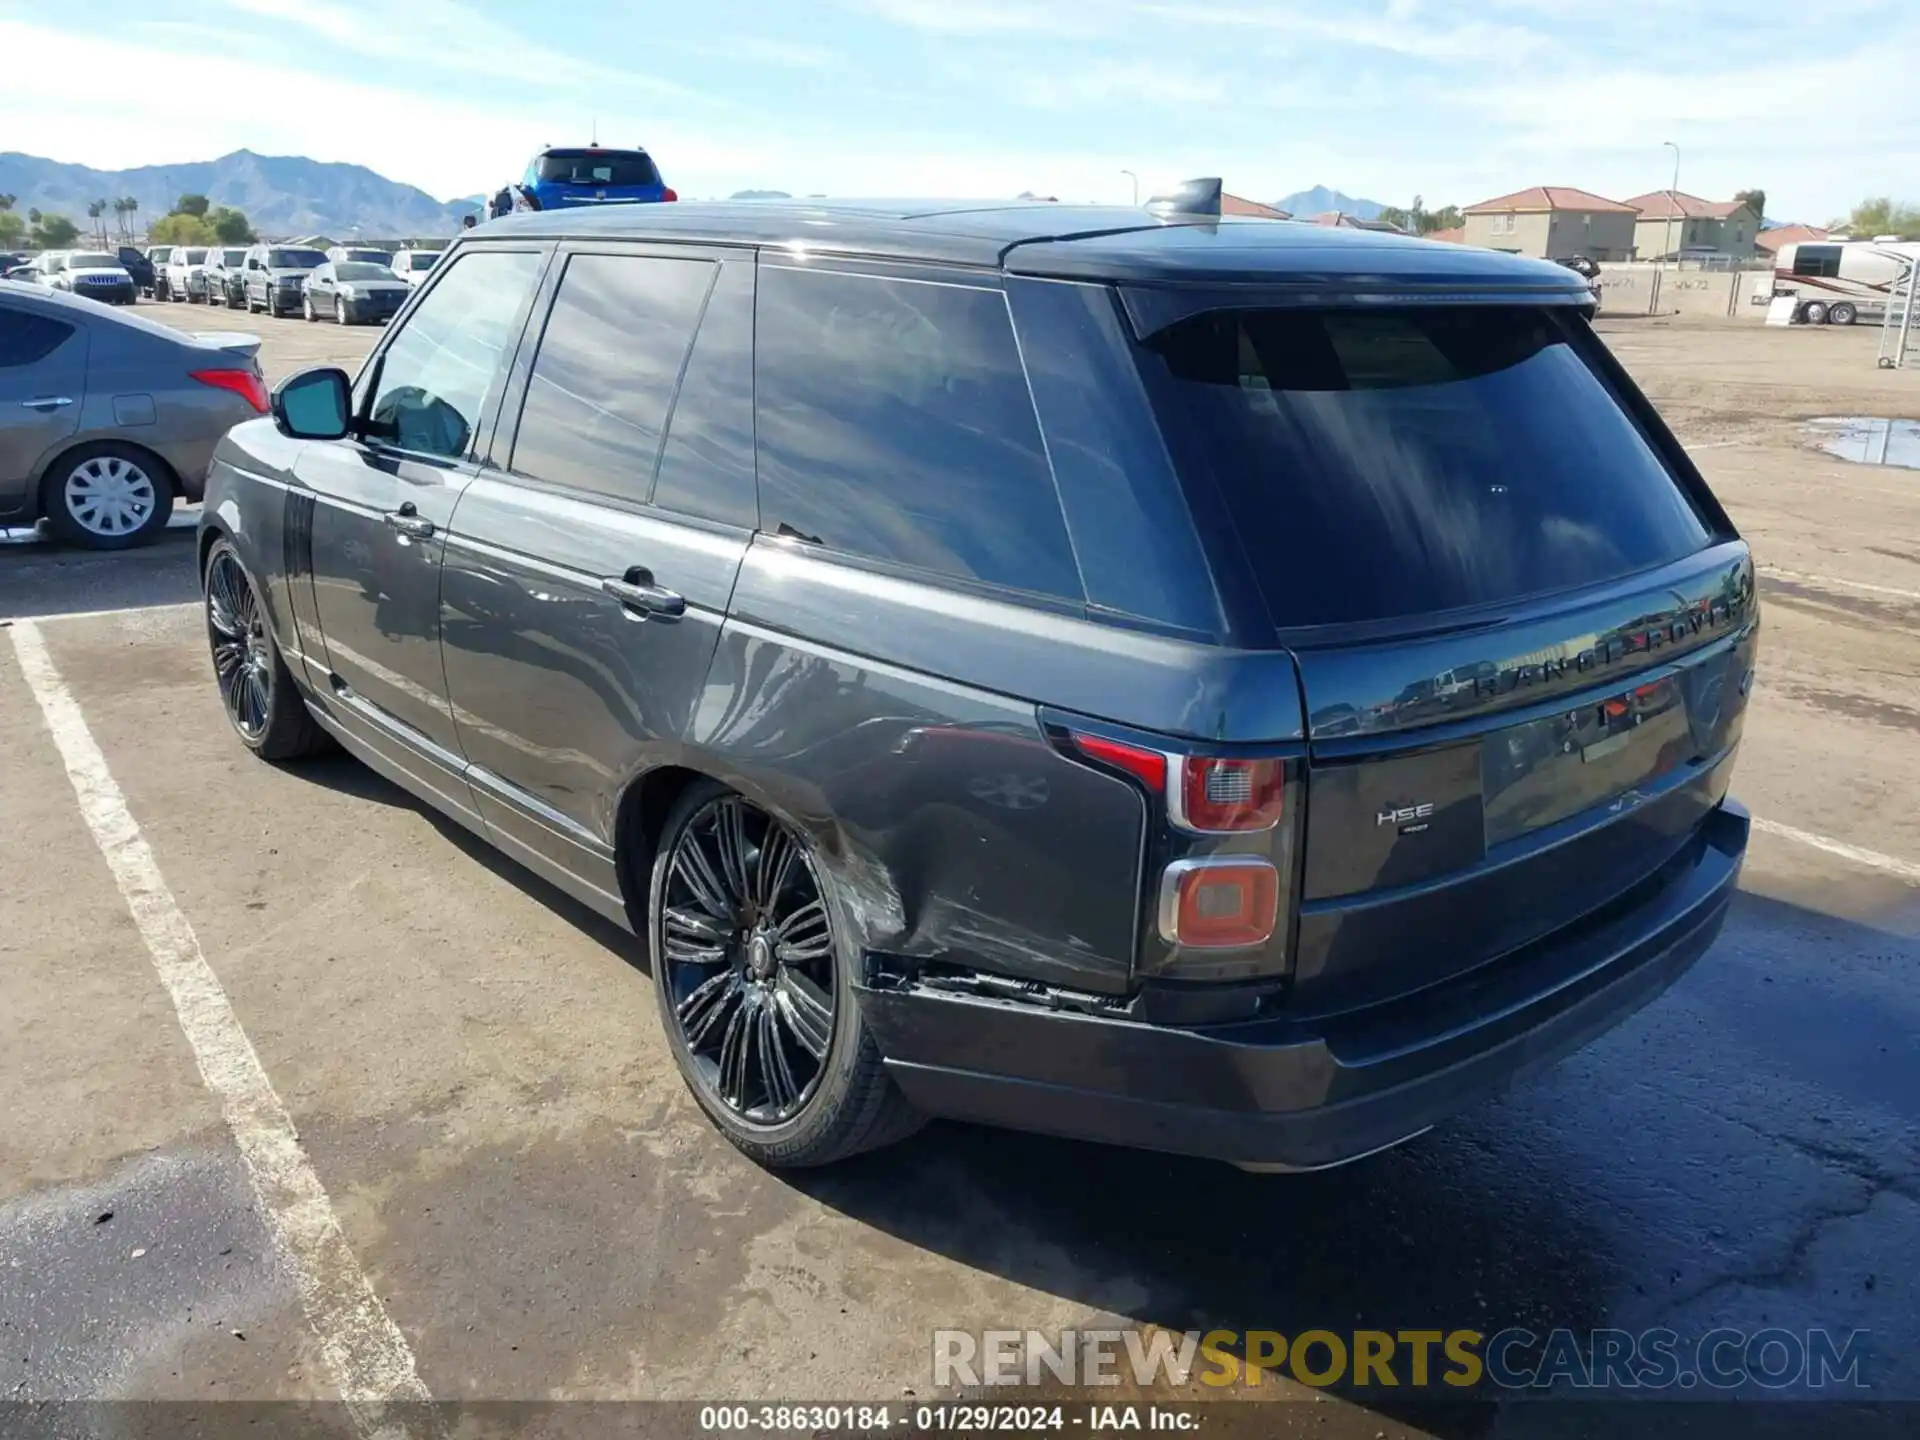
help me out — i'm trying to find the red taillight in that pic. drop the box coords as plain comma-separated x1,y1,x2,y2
192,367,267,414
1072,735,1286,834
1070,732,1168,792
1159,858,1279,949
660,187,678,202
1173,756,1286,833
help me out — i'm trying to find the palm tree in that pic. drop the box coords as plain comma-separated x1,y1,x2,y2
0,193,15,212
122,196,139,240
87,199,107,247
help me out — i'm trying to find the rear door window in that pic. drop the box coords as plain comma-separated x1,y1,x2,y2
509,251,715,504
1141,306,1711,628
754,265,1083,602
0,306,76,368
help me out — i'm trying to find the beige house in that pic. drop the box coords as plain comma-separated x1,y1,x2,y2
1625,191,1761,260
1462,186,1638,260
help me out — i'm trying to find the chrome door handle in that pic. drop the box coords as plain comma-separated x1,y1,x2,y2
383,510,436,539
601,572,686,618
21,396,73,411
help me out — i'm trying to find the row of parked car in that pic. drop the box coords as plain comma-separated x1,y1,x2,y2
4,242,440,327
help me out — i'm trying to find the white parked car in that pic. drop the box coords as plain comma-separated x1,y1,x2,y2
44,250,138,305
386,248,443,287
160,246,211,302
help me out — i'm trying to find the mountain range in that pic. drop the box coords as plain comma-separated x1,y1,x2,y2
0,150,1395,236
1274,186,1387,219
0,150,480,239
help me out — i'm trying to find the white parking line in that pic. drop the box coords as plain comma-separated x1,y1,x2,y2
1752,816,1920,886
1759,566,1920,603
6,601,201,625
7,620,432,1438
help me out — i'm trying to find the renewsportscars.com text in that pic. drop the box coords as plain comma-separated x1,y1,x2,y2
934,1327,1870,1392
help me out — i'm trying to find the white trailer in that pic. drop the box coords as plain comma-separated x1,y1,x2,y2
1772,239,1920,325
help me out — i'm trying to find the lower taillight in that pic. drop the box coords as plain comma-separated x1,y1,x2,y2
660,187,679,202
191,367,268,414
1158,857,1279,950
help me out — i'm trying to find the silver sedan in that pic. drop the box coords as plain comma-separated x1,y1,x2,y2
0,280,266,548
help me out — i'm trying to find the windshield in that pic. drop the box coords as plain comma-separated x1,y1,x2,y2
1142,305,1712,628
344,249,389,264
269,248,326,268
219,248,247,264
69,253,117,268
406,251,440,271
181,248,208,264
535,149,661,188
335,262,392,280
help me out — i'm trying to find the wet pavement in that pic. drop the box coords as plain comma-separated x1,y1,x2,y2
1806,417,1920,471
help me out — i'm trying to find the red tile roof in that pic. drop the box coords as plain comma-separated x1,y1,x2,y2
1464,186,1636,215
1625,190,1754,220
1755,223,1830,253
1222,193,1290,219
1425,226,1467,245
1312,211,1404,232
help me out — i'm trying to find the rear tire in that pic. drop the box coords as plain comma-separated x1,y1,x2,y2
1803,301,1829,325
648,780,924,1168
1830,302,1858,327
202,538,331,761
304,294,316,322
40,442,173,550
336,297,349,326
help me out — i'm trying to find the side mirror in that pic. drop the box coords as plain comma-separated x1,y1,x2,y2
271,367,353,441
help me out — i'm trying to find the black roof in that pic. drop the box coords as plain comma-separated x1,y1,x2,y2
478,199,1592,298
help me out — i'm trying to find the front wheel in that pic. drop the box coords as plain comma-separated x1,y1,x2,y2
303,294,316,322
336,297,349,326
1803,301,1829,325
649,783,923,1168
203,539,331,760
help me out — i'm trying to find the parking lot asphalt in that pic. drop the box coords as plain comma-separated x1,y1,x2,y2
1,305,1917,1436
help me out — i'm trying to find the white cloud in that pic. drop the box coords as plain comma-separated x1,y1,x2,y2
856,0,1088,36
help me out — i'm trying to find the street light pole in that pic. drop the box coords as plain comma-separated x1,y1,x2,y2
1121,169,1139,205
1663,140,1681,264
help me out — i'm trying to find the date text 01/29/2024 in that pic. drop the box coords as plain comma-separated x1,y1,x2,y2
697,1404,1192,1431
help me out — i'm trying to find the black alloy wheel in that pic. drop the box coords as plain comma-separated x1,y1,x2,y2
205,546,273,742
658,794,837,1124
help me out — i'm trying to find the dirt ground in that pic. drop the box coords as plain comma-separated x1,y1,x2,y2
0,301,1915,1438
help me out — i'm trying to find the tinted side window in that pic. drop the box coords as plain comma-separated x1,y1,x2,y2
1793,245,1841,279
755,266,1082,601
509,252,714,503
652,257,757,527
365,248,543,460
0,307,75,368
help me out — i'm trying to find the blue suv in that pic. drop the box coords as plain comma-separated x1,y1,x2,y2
522,146,676,210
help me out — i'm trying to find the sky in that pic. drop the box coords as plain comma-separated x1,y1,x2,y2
0,0,1913,222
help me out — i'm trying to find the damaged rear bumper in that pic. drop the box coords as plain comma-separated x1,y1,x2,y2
856,800,1748,1171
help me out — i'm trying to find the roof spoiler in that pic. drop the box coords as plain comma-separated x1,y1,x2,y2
1145,177,1222,219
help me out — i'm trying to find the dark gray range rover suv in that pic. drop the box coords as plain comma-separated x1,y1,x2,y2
198,186,1757,1171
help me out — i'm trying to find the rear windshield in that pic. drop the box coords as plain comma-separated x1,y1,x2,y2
269,248,326,268
69,254,117,268
536,149,660,188
335,262,391,279
1142,306,1712,628
406,251,439,270
343,249,389,263
219,248,247,264
181,248,208,263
